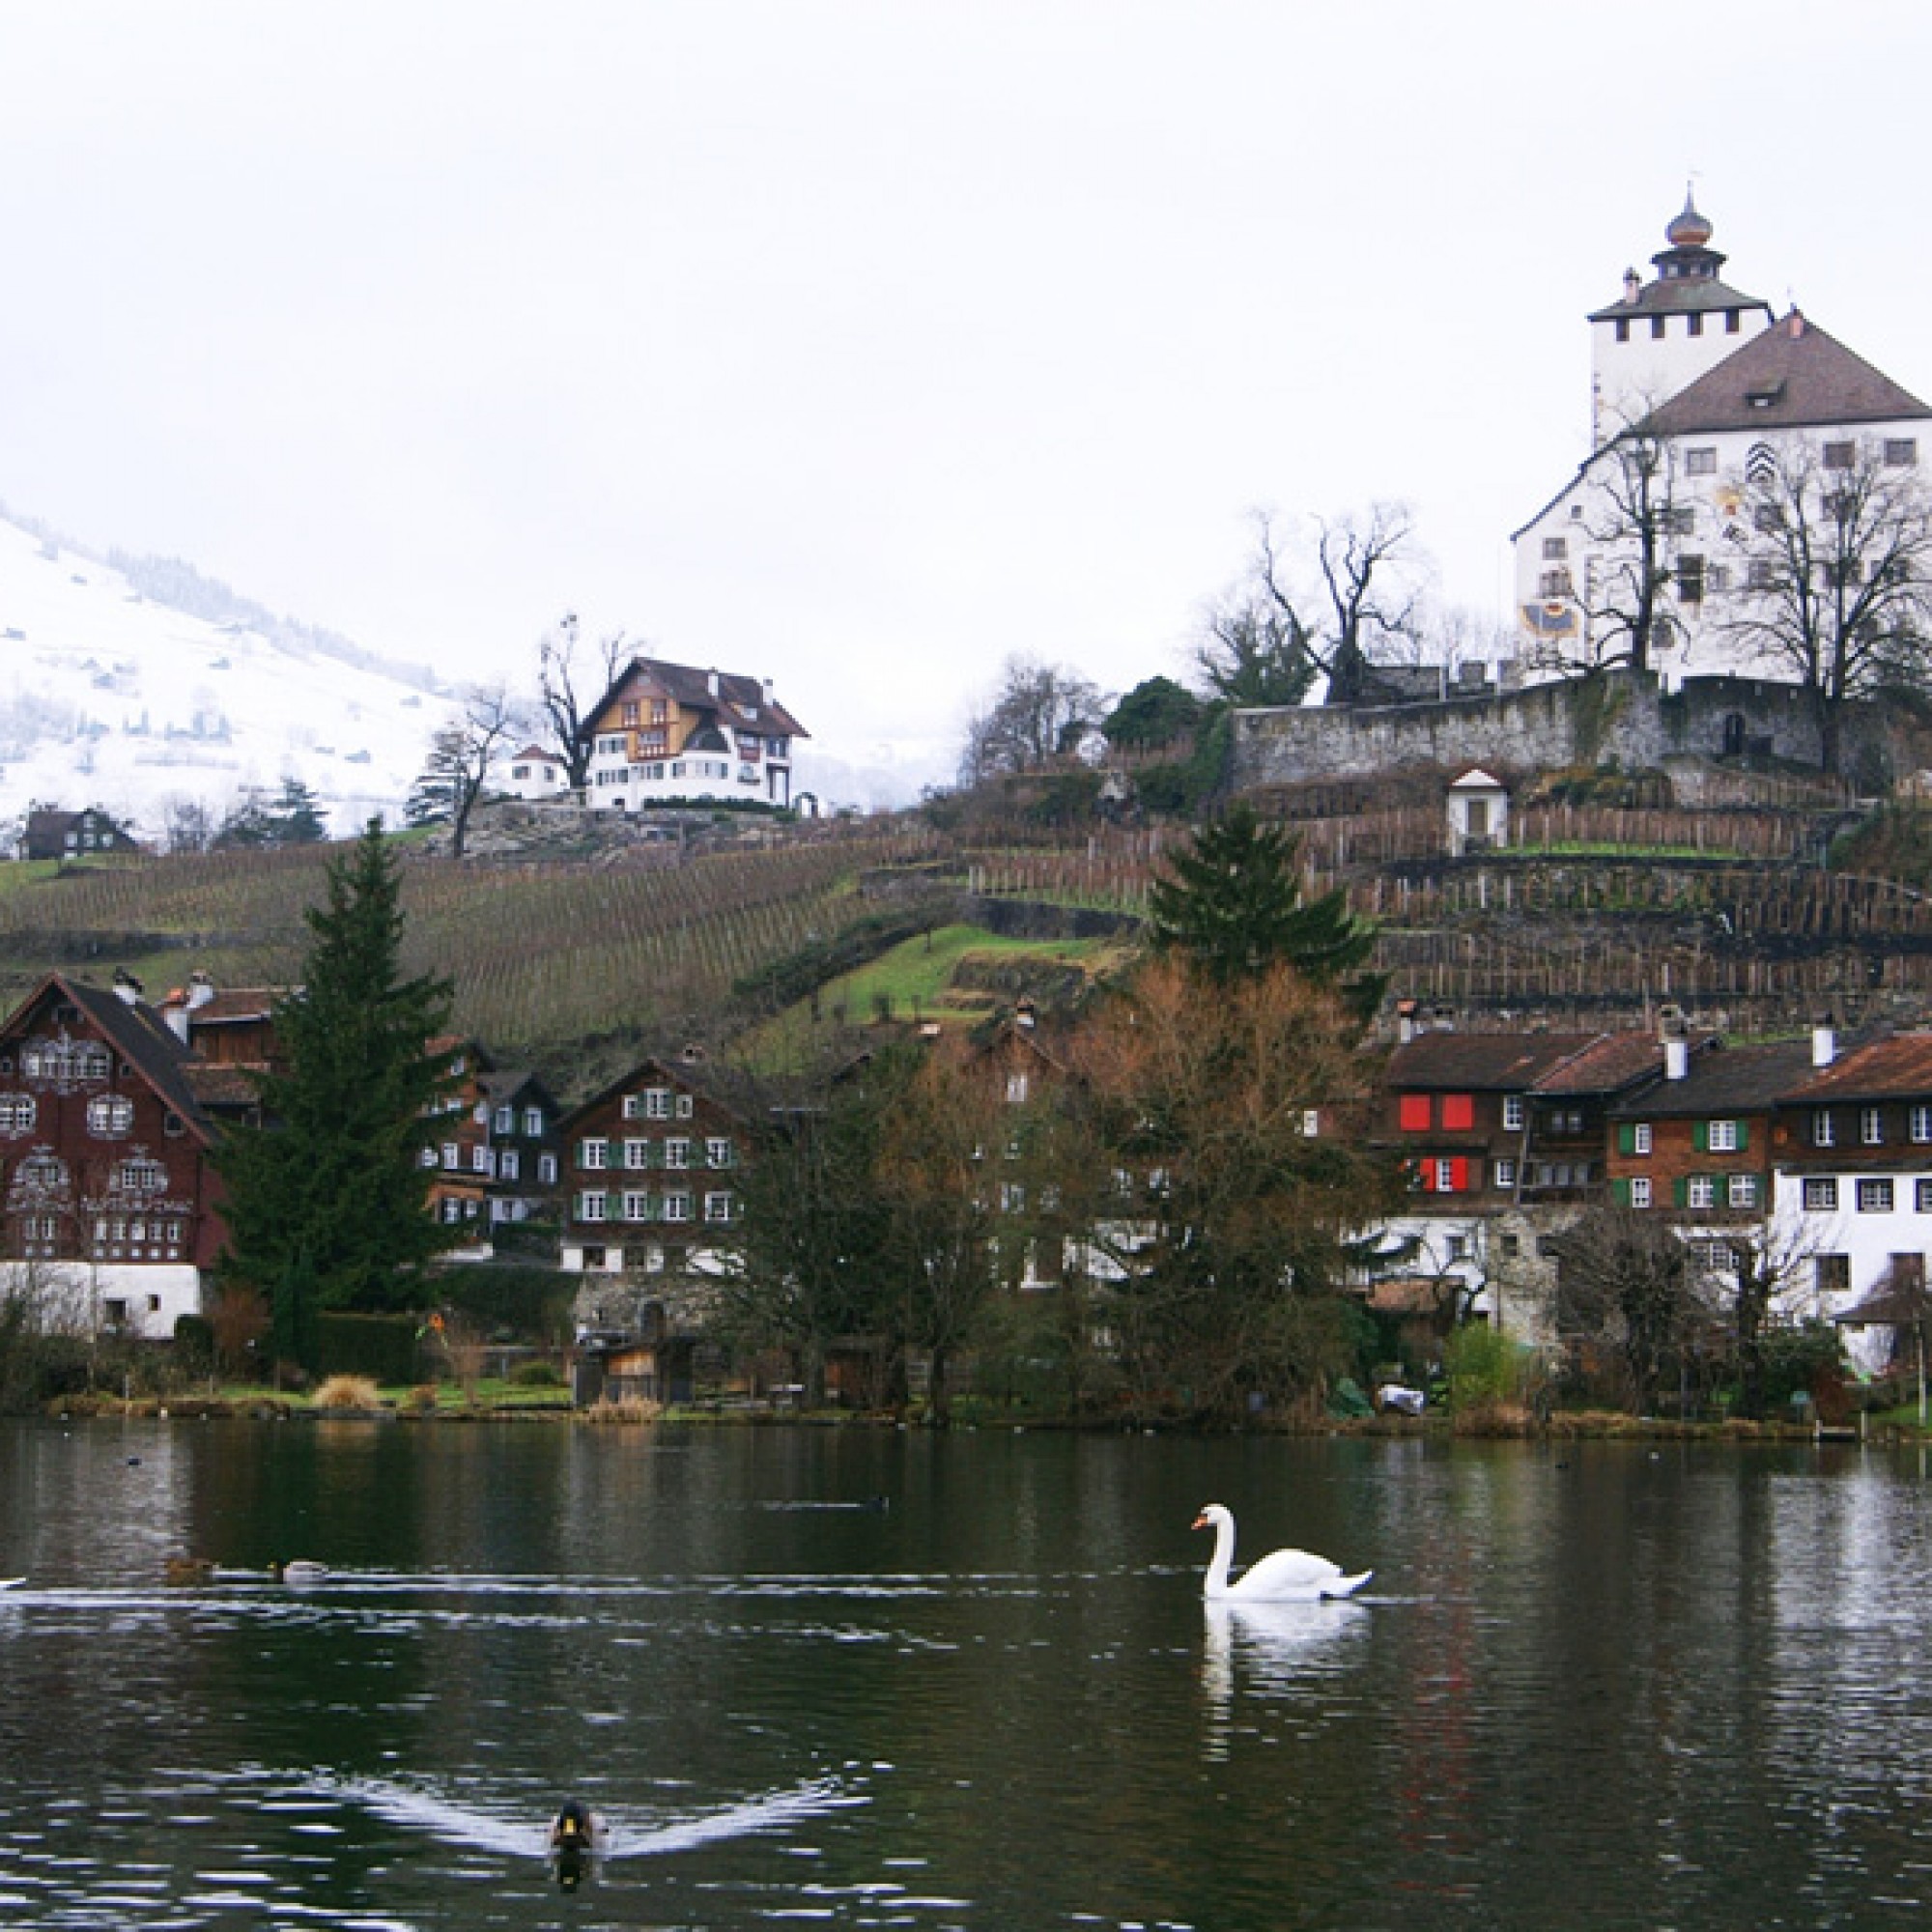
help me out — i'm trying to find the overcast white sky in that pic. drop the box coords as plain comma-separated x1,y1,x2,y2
4,1,1929,791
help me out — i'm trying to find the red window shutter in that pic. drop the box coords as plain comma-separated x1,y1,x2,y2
1399,1094,1432,1131
1449,1157,1469,1192
1442,1094,1474,1131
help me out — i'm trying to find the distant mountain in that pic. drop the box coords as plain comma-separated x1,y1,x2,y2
0,505,456,842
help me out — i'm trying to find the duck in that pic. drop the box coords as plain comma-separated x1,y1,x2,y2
550,1797,601,1891
271,1559,329,1586
164,1557,216,1586
1191,1502,1371,1602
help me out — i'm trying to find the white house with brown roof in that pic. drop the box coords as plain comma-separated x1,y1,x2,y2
582,657,808,810
1512,194,1932,686
500,745,569,801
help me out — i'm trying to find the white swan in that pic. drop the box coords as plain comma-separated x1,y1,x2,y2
1191,1502,1370,1601
273,1559,329,1586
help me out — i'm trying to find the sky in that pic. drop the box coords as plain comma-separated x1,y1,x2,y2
4,1,1931,797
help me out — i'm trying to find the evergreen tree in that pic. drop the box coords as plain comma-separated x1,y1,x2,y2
1147,803,1381,1014
216,820,456,1313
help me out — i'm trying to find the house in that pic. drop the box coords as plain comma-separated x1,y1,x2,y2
0,971,229,1339
477,1066,564,1229
1511,194,1932,686
500,745,570,802
556,1054,747,1392
20,807,139,863
582,656,807,810
1770,1028,1932,1366
420,1038,496,1258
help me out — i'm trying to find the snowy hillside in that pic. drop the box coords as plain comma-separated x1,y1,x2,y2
0,510,455,842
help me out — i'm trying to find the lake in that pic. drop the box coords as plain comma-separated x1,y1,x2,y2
2,1420,1929,1930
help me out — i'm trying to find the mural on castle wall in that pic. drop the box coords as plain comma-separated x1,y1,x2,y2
1225,670,1910,793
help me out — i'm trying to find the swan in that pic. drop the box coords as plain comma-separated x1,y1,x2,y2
272,1559,329,1586
1191,1502,1370,1601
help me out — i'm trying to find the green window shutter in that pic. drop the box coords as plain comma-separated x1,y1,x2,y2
606,1190,622,1221
1692,1121,1709,1152
1736,1121,1749,1151
1617,1123,1635,1155
1673,1177,1690,1208
1613,1178,1632,1206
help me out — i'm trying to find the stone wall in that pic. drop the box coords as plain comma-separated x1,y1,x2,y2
1229,671,1857,790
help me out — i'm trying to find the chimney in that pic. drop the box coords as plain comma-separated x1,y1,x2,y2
707,668,721,697
1661,1006,1689,1081
1812,1017,1836,1068
761,676,775,707
187,971,216,1011
112,968,142,1007
1397,999,1420,1045
1623,267,1640,303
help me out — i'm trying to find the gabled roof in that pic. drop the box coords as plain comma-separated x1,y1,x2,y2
480,1066,560,1114
597,656,810,741
1588,274,1767,323
1535,1031,1710,1096
1782,1033,1932,1103
1642,311,1930,437
6,972,215,1139
556,1053,744,1134
1607,1037,1817,1118
1385,1033,1598,1091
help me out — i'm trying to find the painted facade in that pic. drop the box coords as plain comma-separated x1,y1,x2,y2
582,657,807,811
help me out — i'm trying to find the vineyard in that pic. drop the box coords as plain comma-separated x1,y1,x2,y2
3,787,1930,1081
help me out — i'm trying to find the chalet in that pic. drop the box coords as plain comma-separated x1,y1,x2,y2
477,1066,564,1229
582,656,808,811
20,807,138,863
0,972,228,1339
421,1038,494,1257
557,1055,747,1399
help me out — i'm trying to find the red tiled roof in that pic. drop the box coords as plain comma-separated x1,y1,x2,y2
1784,1034,1932,1102
1534,1032,1706,1094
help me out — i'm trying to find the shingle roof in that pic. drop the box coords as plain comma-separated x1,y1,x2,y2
1588,275,1769,323
1607,1038,1816,1118
1642,311,1929,437
604,656,810,741
1783,1034,1932,1102
1535,1031,1715,1095
1385,1033,1598,1090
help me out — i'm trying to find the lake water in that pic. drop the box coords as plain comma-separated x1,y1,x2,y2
2,1420,1930,1930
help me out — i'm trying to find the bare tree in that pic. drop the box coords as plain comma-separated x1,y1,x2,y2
1722,438,1932,775
1564,422,1682,677
409,684,519,858
1217,504,1426,709
159,794,218,855
537,612,630,793
1553,1201,1713,1412
958,656,1105,786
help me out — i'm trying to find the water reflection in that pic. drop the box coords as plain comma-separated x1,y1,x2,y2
1201,1597,1373,1758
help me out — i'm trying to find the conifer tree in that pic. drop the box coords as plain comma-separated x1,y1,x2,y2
1147,803,1381,1015
216,820,456,1314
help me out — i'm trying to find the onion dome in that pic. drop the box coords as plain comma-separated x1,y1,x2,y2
1665,189,1712,250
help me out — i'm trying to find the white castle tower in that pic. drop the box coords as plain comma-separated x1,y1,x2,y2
1588,191,1773,441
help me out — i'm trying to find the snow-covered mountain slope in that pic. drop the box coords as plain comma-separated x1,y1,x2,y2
0,510,454,841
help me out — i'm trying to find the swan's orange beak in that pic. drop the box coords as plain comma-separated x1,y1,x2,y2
1191,1512,1209,1531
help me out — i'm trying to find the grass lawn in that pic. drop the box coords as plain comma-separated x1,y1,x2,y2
743,923,1125,1069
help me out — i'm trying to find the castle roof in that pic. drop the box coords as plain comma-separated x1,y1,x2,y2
1641,310,1930,436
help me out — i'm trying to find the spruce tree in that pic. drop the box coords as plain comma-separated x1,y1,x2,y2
217,820,457,1313
1147,803,1382,1015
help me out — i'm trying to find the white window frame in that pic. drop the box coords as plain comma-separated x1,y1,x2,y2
579,1191,608,1222
665,1138,690,1170
1858,1178,1895,1213
1687,1176,1718,1209
1503,1095,1525,1131
663,1191,692,1223
580,1138,609,1170
1813,1110,1836,1148
1861,1107,1885,1146
1630,1177,1652,1208
1727,1173,1758,1208
1707,1120,1739,1152
1803,1178,1838,1212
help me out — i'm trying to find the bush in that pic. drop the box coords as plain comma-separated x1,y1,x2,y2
173,1313,216,1377
1445,1322,1527,1411
509,1357,564,1387
314,1374,383,1410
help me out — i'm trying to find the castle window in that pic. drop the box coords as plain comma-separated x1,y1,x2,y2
1725,310,1741,333
1542,537,1568,561
1650,316,1666,339
1686,447,1718,476
1687,312,1704,337
1823,441,1857,471
1886,440,1918,468
1676,555,1706,605
1539,570,1573,598
1665,506,1696,535
1615,319,1631,343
